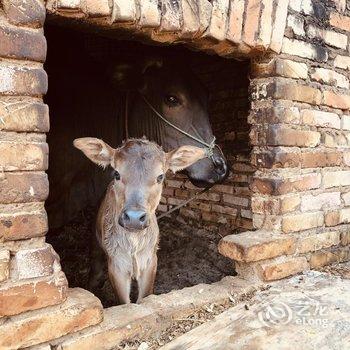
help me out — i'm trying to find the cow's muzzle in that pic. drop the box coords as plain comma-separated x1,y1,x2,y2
118,208,150,231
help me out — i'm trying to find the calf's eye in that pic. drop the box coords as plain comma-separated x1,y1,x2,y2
114,171,121,180
164,95,180,107
157,174,165,183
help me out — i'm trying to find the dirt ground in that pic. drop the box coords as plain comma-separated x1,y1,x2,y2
47,207,234,307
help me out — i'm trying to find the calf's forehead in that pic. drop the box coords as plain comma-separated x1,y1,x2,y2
112,140,166,176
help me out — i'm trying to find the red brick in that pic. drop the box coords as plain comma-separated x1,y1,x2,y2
0,273,67,317
243,0,261,47
219,231,295,262
300,151,342,168
227,0,245,44
0,288,103,349
323,91,350,110
0,24,46,62
2,0,46,27
309,247,350,268
251,173,321,195
12,245,57,280
330,12,350,32
0,63,47,96
252,148,301,169
0,250,10,282
0,172,48,204
0,99,49,132
258,256,309,281
266,125,320,147
0,207,48,241
0,142,48,171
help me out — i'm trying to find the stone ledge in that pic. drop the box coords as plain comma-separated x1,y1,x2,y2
218,231,296,262
47,277,260,350
0,288,103,349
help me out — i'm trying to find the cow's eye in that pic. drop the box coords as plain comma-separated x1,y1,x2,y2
164,95,180,107
157,174,165,183
114,171,121,180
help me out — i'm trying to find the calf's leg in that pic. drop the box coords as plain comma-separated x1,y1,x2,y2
108,260,131,304
137,254,157,303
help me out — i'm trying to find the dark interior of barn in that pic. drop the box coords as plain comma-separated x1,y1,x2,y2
44,24,251,307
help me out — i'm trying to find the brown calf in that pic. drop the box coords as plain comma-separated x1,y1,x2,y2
73,137,205,304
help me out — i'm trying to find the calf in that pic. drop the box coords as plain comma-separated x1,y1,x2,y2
73,137,206,304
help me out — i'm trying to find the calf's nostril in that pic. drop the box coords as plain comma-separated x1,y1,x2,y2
214,158,227,176
139,214,146,223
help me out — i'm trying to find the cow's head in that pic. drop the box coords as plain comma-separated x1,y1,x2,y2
73,137,206,230
111,58,228,188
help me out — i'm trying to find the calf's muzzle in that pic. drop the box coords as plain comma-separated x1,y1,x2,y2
119,208,150,231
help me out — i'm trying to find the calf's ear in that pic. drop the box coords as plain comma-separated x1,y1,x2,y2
166,146,206,173
73,138,114,168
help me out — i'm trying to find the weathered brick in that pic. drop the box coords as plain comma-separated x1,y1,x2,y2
251,196,281,215
281,195,301,213
272,80,322,105
202,211,228,224
218,231,295,262
267,125,320,147
333,0,346,12
270,0,289,53
281,38,328,62
85,0,111,16
213,184,234,194
324,211,340,227
342,115,350,131
341,231,350,245
159,0,181,31
0,206,48,241
342,191,350,205
308,25,348,50
334,55,350,70
0,288,103,349
0,272,67,317
0,250,10,282
330,12,350,32
301,192,341,212
251,173,321,195
322,130,350,148
0,99,49,132
252,147,301,169
11,244,56,280
242,0,261,47
204,0,229,41
0,172,48,204
323,91,350,110
0,24,46,62
2,0,46,27
310,68,349,89
211,204,237,216
227,0,244,44
0,142,48,171
298,231,340,254
222,194,249,207
258,256,309,281
138,0,161,27
289,0,313,14
309,247,350,268
251,58,308,79
257,0,273,48
323,170,350,188
300,151,342,168
0,63,47,96
282,212,324,233
249,103,300,125
286,14,305,36
253,213,282,231
301,109,341,129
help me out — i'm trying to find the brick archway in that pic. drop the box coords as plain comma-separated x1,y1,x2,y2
1,0,350,348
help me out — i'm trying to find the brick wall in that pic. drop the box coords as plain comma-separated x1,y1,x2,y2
1,0,350,348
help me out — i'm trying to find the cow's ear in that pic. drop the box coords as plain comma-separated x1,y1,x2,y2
73,138,114,168
166,146,206,173
109,63,141,90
